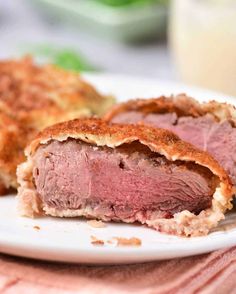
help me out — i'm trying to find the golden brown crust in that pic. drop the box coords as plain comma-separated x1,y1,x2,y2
0,56,114,130
17,118,233,236
0,112,36,192
104,94,236,125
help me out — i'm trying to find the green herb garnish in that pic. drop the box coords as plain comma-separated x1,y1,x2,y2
25,45,96,72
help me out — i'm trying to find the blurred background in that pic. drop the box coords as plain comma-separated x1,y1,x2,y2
1,0,235,96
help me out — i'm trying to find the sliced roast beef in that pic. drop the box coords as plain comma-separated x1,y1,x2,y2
112,111,236,185
17,118,233,236
32,140,216,221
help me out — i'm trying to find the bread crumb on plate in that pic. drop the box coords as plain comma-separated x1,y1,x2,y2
109,237,142,247
87,220,106,228
33,225,40,230
90,235,104,246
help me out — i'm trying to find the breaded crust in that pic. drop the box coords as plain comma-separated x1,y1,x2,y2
104,94,236,125
17,118,233,236
0,112,36,193
0,57,114,130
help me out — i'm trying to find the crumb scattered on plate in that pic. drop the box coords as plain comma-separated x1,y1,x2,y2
33,225,40,230
109,237,142,247
87,220,106,228
90,235,104,246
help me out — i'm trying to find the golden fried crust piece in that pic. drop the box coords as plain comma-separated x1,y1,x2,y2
17,118,233,236
104,94,236,125
0,57,114,130
0,112,36,193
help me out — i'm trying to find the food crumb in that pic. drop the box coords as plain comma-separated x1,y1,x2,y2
109,237,142,247
33,225,40,231
87,220,106,228
90,235,104,246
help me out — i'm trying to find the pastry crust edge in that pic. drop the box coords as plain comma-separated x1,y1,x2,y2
17,118,233,236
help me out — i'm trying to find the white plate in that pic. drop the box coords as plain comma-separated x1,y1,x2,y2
1,73,236,264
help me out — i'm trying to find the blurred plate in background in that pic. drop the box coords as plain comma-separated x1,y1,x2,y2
31,0,168,42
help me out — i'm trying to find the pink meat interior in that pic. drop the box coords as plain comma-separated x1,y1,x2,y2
32,140,217,222
112,111,236,185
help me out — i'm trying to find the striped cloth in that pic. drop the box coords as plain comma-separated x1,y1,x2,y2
0,247,235,293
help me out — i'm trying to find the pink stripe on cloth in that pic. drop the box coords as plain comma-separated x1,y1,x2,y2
0,247,235,294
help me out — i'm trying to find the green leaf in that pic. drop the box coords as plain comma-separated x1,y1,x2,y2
24,45,97,72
